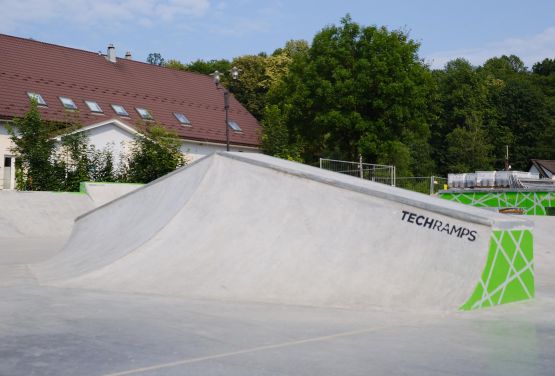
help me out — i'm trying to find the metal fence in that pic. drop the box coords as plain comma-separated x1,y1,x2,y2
319,157,446,195
319,157,396,186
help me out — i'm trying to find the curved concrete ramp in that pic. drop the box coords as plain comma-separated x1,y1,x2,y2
32,153,535,312
80,182,143,207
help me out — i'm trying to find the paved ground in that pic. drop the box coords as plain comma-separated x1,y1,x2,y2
0,264,554,376
1,217,553,376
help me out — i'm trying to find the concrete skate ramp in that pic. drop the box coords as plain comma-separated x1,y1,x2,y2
32,153,535,312
80,182,143,207
0,191,93,239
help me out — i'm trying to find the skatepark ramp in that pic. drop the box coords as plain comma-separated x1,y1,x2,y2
32,153,535,312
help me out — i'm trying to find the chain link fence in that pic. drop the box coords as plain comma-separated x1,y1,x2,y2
319,157,446,195
319,158,395,186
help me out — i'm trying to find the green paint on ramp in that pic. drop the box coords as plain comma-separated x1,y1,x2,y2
461,229,534,310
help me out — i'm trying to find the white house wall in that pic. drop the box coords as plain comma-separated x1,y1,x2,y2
0,123,16,190
180,141,259,162
84,123,135,166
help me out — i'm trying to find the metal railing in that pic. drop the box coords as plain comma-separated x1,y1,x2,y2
319,157,395,186
318,157,446,195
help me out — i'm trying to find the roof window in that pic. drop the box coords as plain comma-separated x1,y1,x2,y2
27,92,47,106
85,100,103,113
59,97,78,110
111,104,129,116
174,112,191,125
227,120,242,132
136,107,153,120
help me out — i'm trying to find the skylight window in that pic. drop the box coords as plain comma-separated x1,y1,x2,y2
27,92,47,106
136,107,153,120
174,112,191,125
227,120,242,132
85,100,103,113
59,97,78,110
111,104,129,116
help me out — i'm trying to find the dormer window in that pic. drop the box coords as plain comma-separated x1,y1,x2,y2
111,104,129,116
136,107,153,120
59,97,78,110
27,92,47,106
227,120,242,132
85,100,103,113
174,112,191,125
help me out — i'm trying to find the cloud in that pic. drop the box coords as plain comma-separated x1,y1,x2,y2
426,27,555,69
0,0,210,32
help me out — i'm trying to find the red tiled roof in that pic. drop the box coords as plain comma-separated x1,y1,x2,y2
0,34,261,147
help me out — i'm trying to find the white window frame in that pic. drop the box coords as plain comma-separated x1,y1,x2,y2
27,92,47,106
174,112,191,126
59,96,78,110
85,100,103,113
111,104,129,116
227,120,242,132
136,107,153,120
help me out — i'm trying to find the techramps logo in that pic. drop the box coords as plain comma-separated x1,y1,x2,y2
401,209,534,310
401,210,477,242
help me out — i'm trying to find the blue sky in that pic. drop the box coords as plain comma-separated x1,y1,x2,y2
1,0,555,69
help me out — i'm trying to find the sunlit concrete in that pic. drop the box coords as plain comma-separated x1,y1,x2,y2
0,154,553,375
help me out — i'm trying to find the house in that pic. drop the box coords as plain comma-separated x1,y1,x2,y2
529,159,555,179
0,34,261,189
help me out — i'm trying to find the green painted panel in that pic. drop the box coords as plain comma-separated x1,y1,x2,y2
439,191,555,216
460,229,534,311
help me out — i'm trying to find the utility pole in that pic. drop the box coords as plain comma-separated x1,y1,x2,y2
504,145,509,171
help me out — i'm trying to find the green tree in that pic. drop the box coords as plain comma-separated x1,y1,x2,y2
146,53,165,66
164,59,188,70
229,55,269,119
260,104,302,161
122,124,185,183
185,59,231,76
432,58,494,173
7,99,58,190
267,15,435,175
532,58,555,76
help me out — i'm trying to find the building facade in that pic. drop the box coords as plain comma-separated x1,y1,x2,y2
0,34,261,189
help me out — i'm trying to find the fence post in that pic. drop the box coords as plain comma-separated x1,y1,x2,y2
392,166,396,187
359,155,363,179
430,175,434,195
319,158,322,170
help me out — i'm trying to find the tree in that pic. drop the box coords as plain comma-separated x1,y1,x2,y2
7,99,58,190
266,15,435,175
260,105,302,161
431,58,494,173
229,55,269,120
8,99,120,191
146,53,165,66
184,59,231,76
121,124,186,183
532,58,555,76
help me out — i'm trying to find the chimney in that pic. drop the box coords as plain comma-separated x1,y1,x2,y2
125,51,132,60
106,44,116,63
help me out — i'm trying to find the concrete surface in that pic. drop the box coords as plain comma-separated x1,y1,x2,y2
81,182,143,207
32,153,530,312
0,214,554,375
0,153,553,375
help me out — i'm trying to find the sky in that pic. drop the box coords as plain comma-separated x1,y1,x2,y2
1,0,555,69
